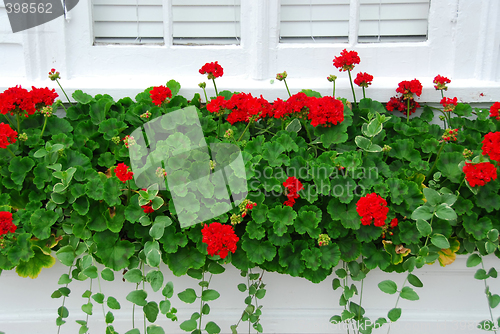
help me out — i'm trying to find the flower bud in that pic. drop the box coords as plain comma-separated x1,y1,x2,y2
48,68,61,81
111,136,121,144
198,82,206,89
318,234,331,247
276,71,287,81
327,75,337,82
382,145,392,153
140,111,152,119
18,133,28,141
224,129,234,139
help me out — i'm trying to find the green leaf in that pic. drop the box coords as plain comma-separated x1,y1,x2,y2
147,325,165,334
30,208,59,239
416,219,432,237
146,270,164,292
378,280,397,294
56,245,76,266
205,321,221,334
434,203,456,220
388,308,402,322
202,289,220,302
167,79,181,97
143,301,159,323
162,281,174,298
126,290,148,306
180,319,197,332
267,205,297,236
15,246,56,279
144,240,161,268
58,306,69,318
489,295,500,309
411,206,433,221
241,236,276,264
423,188,441,206
101,268,115,281
92,293,105,304
73,90,94,104
463,213,493,241
400,286,419,301
286,118,302,132
262,141,289,167
431,234,450,249
124,268,143,283
178,288,197,304
407,274,423,288
105,311,115,324
82,302,93,315
124,329,141,334
107,297,121,310
475,268,489,280
159,300,171,314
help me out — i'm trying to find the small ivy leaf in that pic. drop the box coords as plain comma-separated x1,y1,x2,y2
146,324,165,334
411,205,433,221
237,283,247,292
105,311,115,324
434,203,457,220
101,268,115,281
431,234,450,249
332,278,341,290
488,267,498,279
378,280,397,294
202,289,220,302
124,329,141,334
475,269,489,280
162,281,174,299
179,319,197,332
92,293,105,304
466,254,482,268
329,315,342,324
205,321,221,334
126,290,148,306
341,309,356,321
387,308,402,322
57,306,69,318
400,286,419,301
178,288,197,304
407,274,423,288
143,301,159,323
416,219,432,237
489,295,500,309
124,268,143,283
107,297,121,310
81,302,93,315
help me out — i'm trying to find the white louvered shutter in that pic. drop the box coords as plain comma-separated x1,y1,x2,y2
358,0,430,42
280,0,350,43
92,0,164,44
172,0,241,45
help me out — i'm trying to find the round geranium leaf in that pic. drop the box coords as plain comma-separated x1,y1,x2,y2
378,280,397,294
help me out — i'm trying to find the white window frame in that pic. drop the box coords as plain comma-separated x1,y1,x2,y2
0,0,499,104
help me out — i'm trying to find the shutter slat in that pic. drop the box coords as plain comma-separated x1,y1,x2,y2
359,3,430,20
172,1,240,44
93,5,163,22
94,22,163,38
280,2,349,42
359,20,428,36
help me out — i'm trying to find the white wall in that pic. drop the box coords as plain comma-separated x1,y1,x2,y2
1,256,500,334
0,0,499,104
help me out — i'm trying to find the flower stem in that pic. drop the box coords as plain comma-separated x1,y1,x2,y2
3,114,15,128
198,270,206,333
283,79,292,98
202,87,209,103
300,118,312,142
406,98,410,123
333,81,336,97
6,147,16,157
427,141,446,181
40,116,48,139
347,70,357,106
212,78,219,97
237,120,252,142
457,175,466,193
362,87,366,100
387,275,409,334
56,79,72,105
481,260,498,334
16,114,20,133
56,265,74,334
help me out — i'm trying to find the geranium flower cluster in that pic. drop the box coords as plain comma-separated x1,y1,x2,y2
354,72,374,88
239,199,257,218
490,102,500,121
283,176,303,207
440,97,458,112
356,193,389,227
386,79,423,116
199,61,224,80
0,211,16,237
150,85,172,107
333,49,361,72
201,222,239,259
463,162,498,187
442,128,458,142
114,163,134,183
482,132,500,162
433,75,451,91
0,123,18,149
207,93,272,124
0,85,57,117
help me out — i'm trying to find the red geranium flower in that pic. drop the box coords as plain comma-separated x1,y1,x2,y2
386,95,420,115
30,87,58,110
307,96,344,127
141,202,155,214
463,162,497,187
206,96,227,114
396,79,423,98
482,132,500,162
114,163,134,183
0,86,36,117
0,211,16,236
333,49,360,72
442,128,459,142
201,222,239,259
440,97,458,112
390,218,398,228
433,75,451,90
150,85,172,107
224,93,270,124
0,123,18,149
356,193,389,227
199,61,224,80
490,102,500,121
283,176,304,207
354,72,374,88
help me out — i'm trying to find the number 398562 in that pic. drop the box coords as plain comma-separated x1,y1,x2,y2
5,3,53,14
